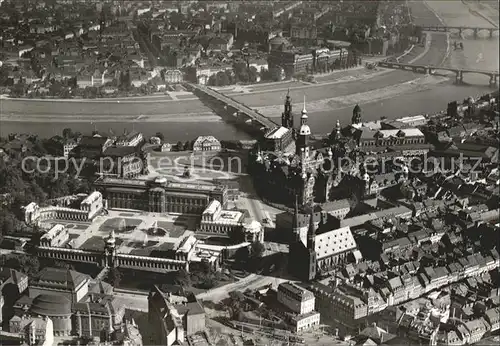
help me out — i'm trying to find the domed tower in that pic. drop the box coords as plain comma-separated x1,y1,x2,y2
330,119,342,142
104,230,116,267
466,96,476,118
296,95,311,159
352,104,362,124
281,88,293,129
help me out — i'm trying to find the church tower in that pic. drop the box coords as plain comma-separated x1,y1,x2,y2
281,88,293,129
296,96,311,159
306,209,317,280
352,104,362,124
293,194,308,246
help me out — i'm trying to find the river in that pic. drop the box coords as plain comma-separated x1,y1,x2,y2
0,0,498,140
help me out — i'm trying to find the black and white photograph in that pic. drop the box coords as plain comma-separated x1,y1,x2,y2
0,0,498,345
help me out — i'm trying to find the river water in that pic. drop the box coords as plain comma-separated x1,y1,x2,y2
0,0,498,140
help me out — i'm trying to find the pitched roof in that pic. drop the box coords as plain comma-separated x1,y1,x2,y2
78,135,109,147
34,267,89,290
314,226,356,260
103,145,140,157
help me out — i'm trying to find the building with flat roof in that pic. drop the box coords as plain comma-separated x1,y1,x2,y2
94,176,227,214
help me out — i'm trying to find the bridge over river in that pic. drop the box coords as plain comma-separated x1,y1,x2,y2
418,25,499,38
186,83,279,132
377,61,499,87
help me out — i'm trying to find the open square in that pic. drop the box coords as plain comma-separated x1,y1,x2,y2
98,218,143,233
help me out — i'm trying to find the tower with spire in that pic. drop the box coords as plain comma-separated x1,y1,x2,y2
292,194,308,246
305,208,317,280
352,104,362,124
281,88,293,129
296,95,311,159
330,119,342,142
288,202,318,281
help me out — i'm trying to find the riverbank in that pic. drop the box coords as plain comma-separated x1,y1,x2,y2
0,0,497,140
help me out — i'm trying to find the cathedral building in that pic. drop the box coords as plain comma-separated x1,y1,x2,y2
253,96,417,208
253,93,341,207
288,203,359,281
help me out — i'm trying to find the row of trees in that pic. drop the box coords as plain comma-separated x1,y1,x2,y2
0,131,92,242
175,140,195,151
206,65,282,87
9,81,157,99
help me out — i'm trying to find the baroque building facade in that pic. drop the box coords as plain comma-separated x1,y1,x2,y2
94,176,228,214
251,93,361,207
251,97,418,206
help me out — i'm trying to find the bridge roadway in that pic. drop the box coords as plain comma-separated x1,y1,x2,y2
186,83,279,130
377,61,499,86
418,25,498,38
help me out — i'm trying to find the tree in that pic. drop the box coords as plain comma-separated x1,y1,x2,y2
248,66,258,83
1,254,40,277
176,141,183,151
250,241,265,258
174,268,191,287
53,260,74,269
108,267,122,287
227,296,243,320
183,141,191,151
208,75,217,86
212,71,230,86
268,67,282,81
155,132,165,142
49,81,63,96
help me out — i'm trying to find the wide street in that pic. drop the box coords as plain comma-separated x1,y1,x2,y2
113,273,292,312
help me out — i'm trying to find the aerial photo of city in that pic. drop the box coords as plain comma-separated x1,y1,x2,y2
0,0,499,345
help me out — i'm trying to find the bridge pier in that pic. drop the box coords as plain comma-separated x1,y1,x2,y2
458,28,462,36
473,28,478,39
489,29,494,38
455,70,463,84
489,75,498,88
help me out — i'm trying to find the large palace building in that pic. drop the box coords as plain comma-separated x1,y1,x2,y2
94,177,228,214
